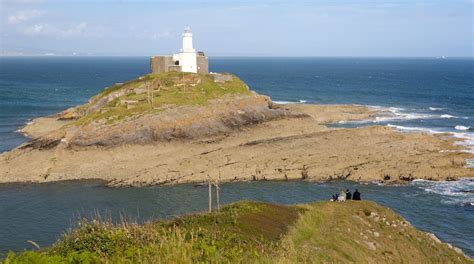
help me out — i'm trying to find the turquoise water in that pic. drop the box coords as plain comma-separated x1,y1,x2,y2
0,57,473,256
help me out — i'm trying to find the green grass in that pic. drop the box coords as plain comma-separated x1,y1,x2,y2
3,200,471,264
274,201,471,263
71,72,251,126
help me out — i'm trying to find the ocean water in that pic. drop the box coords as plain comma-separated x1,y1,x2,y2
0,180,473,256
0,57,473,256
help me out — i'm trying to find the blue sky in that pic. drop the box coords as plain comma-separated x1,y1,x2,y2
1,0,472,56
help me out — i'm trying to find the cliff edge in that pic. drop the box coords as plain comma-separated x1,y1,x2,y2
3,200,471,263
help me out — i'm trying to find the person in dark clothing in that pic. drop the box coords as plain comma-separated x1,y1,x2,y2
345,189,352,200
352,189,361,200
332,194,339,201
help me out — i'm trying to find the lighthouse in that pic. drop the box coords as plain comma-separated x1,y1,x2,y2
178,26,197,73
150,26,208,74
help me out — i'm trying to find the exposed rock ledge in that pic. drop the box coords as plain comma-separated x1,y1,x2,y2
1,100,472,186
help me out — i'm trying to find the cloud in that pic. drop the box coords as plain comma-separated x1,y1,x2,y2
150,29,175,40
61,22,87,37
7,9,45,24
22,22,88,37
22,23,50,35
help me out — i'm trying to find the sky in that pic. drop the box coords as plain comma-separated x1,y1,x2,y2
0,0,472,57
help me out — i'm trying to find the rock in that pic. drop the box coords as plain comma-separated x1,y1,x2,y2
453,247,464,255
373,231,380,238
68,95,292,147
427,233,441,244
364,241,377,250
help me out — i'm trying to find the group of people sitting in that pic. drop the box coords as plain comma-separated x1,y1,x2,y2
331,189,361,202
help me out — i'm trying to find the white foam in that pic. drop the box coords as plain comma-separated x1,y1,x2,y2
273,100,307,105
451,132,474,153
386,124,441,134
455,125,470,131
466,159,474,168
343,105,474,156
441,114,455,119
429,107,444,111
412,179,474,206
273,100,296,104
387,125,474,154
370,106,440,123
370,106,465,123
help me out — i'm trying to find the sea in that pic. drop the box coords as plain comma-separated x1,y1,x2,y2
0,57,473,256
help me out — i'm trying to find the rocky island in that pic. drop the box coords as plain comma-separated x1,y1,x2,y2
0,72,472,186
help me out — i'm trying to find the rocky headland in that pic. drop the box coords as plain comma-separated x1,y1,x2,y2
1,72,472,186
4,200,471,263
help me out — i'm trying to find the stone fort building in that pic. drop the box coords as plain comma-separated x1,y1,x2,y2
150,27,208,74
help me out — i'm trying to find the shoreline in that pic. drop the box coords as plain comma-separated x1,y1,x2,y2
1,101,473,186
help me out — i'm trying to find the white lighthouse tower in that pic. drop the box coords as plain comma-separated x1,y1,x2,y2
177,26,197,73
150,26,208,74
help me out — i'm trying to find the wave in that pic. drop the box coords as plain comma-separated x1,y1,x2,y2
273,100,297,104
466,159,474,168
369,106,443,123
455,125,471,131
411,179,474,207
386,125,474,155
440,114,455,119
429,107,444,111
273,99,307,104
386,124,441,134
451,132,474,154
368,105,464,123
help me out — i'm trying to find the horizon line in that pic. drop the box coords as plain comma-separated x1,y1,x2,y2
1,55,473,59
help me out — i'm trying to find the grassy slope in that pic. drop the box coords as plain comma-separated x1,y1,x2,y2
72,72,251,126
276,201,471,263
3,201,471,263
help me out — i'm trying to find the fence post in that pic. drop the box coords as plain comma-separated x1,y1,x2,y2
216,176,220,211
208,174,212,212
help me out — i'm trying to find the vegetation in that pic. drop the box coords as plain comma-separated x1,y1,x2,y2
70,72,252,126
3,201,471,263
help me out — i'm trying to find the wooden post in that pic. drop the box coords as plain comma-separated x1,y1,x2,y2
215,180,220,211
216,171,222,210
208,174,212,212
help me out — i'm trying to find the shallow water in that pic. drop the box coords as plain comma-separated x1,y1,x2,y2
0,180,472,257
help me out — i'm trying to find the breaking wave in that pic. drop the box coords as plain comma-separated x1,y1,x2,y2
386,125,474,156
455,125,471,131
411,179,474,207
429,107,444,111
441,114,455,119
367,106,460,123
273,99,307,104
